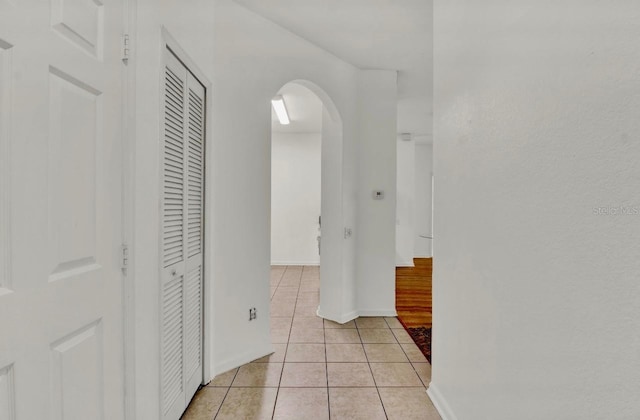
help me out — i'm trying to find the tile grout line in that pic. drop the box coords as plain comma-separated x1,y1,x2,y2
270,265,286,302
270,265,302,419
321,276,331,420
356,319,390,420
212,368,240,419
390,317,430,389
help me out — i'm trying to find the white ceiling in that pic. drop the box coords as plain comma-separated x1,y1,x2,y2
235,0,433,138
272,82,322,133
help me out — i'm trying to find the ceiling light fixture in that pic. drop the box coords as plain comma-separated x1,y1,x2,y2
271,95,290,125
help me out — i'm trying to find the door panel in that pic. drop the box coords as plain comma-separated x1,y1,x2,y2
161,49,187,420
160,47,205,420
184,72,205,400
0,0,125,419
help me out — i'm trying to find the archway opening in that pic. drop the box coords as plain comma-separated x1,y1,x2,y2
269,80,347,324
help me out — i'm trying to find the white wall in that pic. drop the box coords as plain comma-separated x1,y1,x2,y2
131,2,403,417
131,1,360,417
396,138,415,266
271,132,321,265
356,70,398,316
430,2,640,419
414,142,433,257
211,0,361,371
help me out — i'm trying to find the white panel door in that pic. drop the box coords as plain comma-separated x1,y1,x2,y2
160,47,205,420
0,0,125,419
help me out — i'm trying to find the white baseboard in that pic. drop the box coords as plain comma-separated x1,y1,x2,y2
427,383,458,420
396,261,415,267
318,308,398,321
316,308,358,324
271,261,320,266
211,343,274,379
357,309,398,317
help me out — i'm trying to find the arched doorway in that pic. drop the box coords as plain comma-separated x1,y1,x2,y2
270,80,350,323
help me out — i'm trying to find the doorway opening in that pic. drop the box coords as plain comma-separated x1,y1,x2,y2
271,83,322,268
269,80,348,324
270,82,322,327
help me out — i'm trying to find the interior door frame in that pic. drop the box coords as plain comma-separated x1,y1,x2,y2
122,2,136,420
158,24,214,398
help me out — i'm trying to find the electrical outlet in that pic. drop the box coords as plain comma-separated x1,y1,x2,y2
249,307,257,321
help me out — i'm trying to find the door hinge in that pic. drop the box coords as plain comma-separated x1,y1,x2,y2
122,34,130,63
121,243,129,272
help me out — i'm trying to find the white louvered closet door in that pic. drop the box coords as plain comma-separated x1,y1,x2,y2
161,47,206,420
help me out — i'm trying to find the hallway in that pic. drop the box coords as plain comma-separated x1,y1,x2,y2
180,266,440,419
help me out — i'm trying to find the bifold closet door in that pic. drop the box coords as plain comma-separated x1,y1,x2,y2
161,47,206,420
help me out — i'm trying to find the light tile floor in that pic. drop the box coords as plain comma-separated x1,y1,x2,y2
181,265,441,420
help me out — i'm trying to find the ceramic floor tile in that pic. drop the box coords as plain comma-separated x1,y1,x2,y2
378,387,442,420
291,316,323,330
295,298,319,308
412,362,432,386
358,328,398,344
180,387,227,420
363,343,409,362
272,387,329,420
272,295,298,305
184,265,440,419
391,328,415,344
279,277,301,287
355,317,389,329
288,327,324,343
370,363,423,387
280,363,327,387
215,387,278,420
325,344,368,362
297,291,319,300
270,270,285,282
400,343,428,363
293,305,318,317
232,363,283,387
271,304,295,317
324,328,361,343
271,296,297,306
323,319,356,329
271,316,293,330
283,266,302,275
271,327,291,344
271,270,285,279
299,284,320,292
252,343,287,363
285,343,326,362
273,287,300,298
384,317,404,328
328,388,387,420
279,279,301,287
206,367,238,387
327,363,375,387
